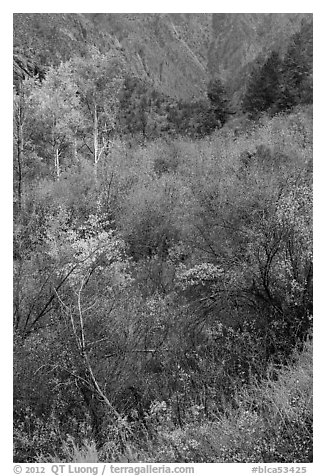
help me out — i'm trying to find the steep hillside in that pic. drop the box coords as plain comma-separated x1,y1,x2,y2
81,13,212,100
208,13,312,89
13,13,124,84
13,13,312,101
13,13,211,100
14,13,111,63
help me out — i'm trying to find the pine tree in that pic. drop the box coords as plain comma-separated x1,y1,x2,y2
207,78,231,126
277,19,313,111
242,51,283,118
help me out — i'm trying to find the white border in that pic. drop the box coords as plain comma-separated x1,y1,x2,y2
2,4,324,474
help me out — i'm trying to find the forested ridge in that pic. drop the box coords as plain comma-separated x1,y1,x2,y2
13,14,313,463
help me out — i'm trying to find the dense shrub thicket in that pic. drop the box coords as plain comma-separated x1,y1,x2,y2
35,339,313,463
13,100,313,462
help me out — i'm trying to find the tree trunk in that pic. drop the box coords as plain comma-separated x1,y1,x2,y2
14,88,24,212
76,279,123,423
93,104,98,164
93,104,99,180
16,121,23,211
55,147,61,179
77,374,104,443
73,136,78,163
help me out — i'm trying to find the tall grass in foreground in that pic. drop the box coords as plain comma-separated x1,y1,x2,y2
38,339,312,463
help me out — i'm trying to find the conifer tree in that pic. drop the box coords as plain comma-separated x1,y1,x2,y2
207,78,231,126
277,19,313,110
242,52,282,118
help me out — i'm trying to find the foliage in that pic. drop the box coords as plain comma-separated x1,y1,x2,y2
117,76,224,141
31,339,312,463
27,63,83,177
277,19,313,110
13,27,312,463
207,78,232,126
118,76,169,141
241,19,313,118
241,52,283,117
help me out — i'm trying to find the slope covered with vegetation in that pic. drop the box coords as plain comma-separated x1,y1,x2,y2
13,13,313,463
35,339,313,463
14,13,311,103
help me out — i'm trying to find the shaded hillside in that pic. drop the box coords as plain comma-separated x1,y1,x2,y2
208,13,312,92
13,13,211,100
13,13,312,102
208,13,311,78
13,13,116,64
13,13,124,86
84,13,212,100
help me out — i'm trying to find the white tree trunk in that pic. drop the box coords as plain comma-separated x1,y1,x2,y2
55,148,60,179
93,103,99,166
